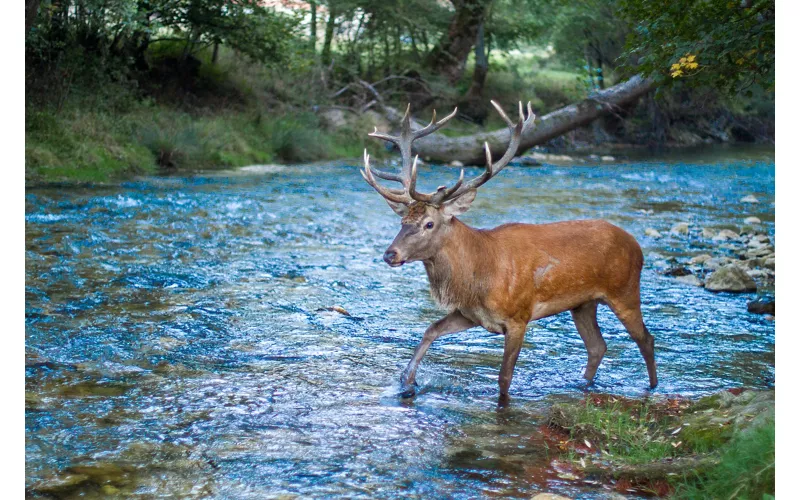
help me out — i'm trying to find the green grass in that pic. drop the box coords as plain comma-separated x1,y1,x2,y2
549,392,775,499
25,97,373,184
674,418,774,500
549,397,679,465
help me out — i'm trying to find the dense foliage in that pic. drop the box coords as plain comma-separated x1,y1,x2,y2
619,0,775,95
25,0,775,183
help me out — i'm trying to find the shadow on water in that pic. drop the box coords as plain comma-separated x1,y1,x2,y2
26,151,774,498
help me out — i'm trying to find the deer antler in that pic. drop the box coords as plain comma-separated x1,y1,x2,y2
361,101,535,206
439,101,535,202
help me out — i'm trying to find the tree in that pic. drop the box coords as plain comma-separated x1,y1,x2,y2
424,0,492,83
619,0,774,95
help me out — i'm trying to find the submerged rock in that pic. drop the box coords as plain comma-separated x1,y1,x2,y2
644,228,662,239
747,299,775,315
689,254,713,265
712,229,739,241
705,265,758,292
675,274,703,287
740,194,759,203
670,222,690,235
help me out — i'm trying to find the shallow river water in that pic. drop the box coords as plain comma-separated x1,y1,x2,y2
26,148,775,498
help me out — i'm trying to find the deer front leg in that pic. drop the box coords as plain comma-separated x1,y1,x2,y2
400,310,476,397
498,324,526,405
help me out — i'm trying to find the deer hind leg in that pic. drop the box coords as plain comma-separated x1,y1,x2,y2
607,295,658,389
571,300,606,383
400,310,476,397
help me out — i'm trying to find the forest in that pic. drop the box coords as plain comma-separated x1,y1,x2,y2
25,0,774,182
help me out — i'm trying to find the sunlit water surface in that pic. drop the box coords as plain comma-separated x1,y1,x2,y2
26,151,775,498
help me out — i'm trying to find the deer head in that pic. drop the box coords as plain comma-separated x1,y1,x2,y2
361,101,535,267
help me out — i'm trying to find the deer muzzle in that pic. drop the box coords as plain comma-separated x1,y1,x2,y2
383,249,404,267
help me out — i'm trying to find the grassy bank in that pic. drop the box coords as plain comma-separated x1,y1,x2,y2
547,389,774,498
25,98,378,185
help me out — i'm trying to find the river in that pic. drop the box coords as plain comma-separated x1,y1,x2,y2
26,148,775,498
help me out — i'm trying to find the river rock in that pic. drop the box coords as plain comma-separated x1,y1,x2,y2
701,228,716,239
645,228,662,239
747,299,775,315
449,160,464,168
665,266,692,277
531,495,572,500
763,257,775,269
601,155,615,162
740,195,759,203
514,156,544,166
670,222,690,235
690,254,713,265
705,265,757,292
675,274,703,287
712,229,739,241
744,216,761,224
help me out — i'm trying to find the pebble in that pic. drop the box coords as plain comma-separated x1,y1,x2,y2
689,254,713,265
670,222,690,235
645,228,662,239
676,274,703,287
740,195,759,203
449,160,464,168
744,216,761,224
712,229,740,241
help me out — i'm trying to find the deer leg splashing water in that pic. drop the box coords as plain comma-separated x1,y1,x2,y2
362,101,657,402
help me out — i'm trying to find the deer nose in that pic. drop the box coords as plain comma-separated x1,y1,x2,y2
383,250,398,265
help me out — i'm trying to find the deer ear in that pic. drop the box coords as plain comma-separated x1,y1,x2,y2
441,189,477,218
385,199,409,217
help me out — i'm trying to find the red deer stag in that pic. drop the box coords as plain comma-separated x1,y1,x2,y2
361,102,657,402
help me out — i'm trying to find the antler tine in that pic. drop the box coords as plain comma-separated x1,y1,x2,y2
411,107,458,140
490,100,514,128
361,149,412,204
408,155,434,203
438,101,536,202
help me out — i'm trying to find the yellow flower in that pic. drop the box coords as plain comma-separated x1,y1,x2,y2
671,70,683,78
671,63,681,70
687,62,699,70
687,55,696,63
679,57,687,64
736,58,745,65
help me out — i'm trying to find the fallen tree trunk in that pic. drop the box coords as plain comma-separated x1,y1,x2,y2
385,75,657,165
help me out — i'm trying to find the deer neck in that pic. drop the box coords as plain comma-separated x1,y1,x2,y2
423,218,491,310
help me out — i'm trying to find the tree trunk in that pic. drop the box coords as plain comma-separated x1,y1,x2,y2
26,0,41,34
321,3,337,66
459,21,489,123
309,0,317,52
212,41,220,64
384,75,657,165
424,0,490,83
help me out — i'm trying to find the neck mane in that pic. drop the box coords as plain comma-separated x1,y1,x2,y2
423,218,493,310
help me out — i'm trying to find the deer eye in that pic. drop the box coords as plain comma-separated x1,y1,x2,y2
425,222,434,230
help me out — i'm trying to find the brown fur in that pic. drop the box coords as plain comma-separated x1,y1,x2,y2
389,210,657,400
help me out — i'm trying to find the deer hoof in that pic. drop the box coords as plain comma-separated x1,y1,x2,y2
399,382,418,399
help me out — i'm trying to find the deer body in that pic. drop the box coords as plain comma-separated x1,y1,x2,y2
361,102,657,402
425,218,643,328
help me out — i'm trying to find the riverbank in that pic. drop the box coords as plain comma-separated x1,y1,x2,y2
542,389,774,498
25,47,774,185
